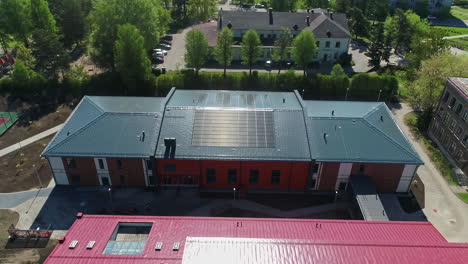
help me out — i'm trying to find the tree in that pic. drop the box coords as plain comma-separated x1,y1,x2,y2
291,30,317,76
187,0,217,21
11,60,45,95
61,0,87,47
0,0,32,45
30,29,70,79
365,23,385,69
330,64,347,79
0,30,12,54
414,0,429,18
114,24,152,95
16,44,36,68
385,9,428,54
408,54,468,129
333,0,350,13
185,29,209,74
349,8,370,38
367,0,389,21
407,28,448,74
214,27,233,77
89,0,171,69
381,34,393,65
240,30,262,75
270,0,297,11
31,0,58,34
272,28,292,74
395,0,409,11
302,0,329,8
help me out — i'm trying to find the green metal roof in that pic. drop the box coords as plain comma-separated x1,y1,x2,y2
41,96,165,158
303,101,423,165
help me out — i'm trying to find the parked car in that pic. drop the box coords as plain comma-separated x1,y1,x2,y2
152,52,164,59
255,4,265,8
162,35,173,41
158,44,171,50
153,57,164,64
153,49,168,55
160,39,172,45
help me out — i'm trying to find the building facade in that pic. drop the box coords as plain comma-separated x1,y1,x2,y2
217,9,351,63
429,77,468,177
389,0,454,14
42,89,422,193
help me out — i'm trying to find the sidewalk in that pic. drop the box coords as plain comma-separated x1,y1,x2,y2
0,123,63,157
443,34,468,39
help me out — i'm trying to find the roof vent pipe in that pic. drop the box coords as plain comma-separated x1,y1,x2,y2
323,132,327,144
306,16,310,27
269,8,273,25
330,12,333,20
331,110,334,116
283,98,285,103
327,8,330,13
142,131,145,142
380,116,383,122
219,8,223,29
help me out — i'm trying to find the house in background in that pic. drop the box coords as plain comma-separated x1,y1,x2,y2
41,89,422,193
217,8,351,63
429,77,468,185
388,0,454,15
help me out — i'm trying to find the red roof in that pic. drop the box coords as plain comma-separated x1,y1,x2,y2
44,215,468,264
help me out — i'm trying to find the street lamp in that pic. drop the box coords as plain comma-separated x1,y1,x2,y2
302,89,305,99
108,187,113,210
33,164,42,188
233,188,236,200
377,89,382,102
334,190,338,202
345,87,349,101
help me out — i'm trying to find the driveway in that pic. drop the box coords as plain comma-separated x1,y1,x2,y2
348,39,404,73
159,27,191,71
391,103,468,242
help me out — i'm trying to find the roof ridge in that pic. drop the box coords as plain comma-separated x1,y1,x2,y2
362,103,384,118
362,106,421,163
83,96,106,113
44,112,108,155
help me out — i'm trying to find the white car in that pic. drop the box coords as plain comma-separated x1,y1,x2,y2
153,49,168,55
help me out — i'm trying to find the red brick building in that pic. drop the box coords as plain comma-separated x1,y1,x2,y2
42,89,422,193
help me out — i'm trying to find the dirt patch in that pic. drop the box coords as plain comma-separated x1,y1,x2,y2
0,136,53,193
0,209,58,264
0,104,72,150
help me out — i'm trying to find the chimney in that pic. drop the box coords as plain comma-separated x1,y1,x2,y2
331,110,334,116
283,98,285,103
219,8,223,29
164,138,177,159
307,9,310,13
306,16,310,27
327,8,330,13
323,133,328,144
141,131,145,142
311,9,314,14
269,8,273,25
330,12,333,20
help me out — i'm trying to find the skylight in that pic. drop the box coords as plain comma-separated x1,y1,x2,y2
102,222,152,255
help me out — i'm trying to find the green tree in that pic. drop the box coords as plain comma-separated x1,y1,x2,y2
365,23,385,69
407,28,448,74
31,0,58,34
272,28,292,74
408,54,468,129
11,60,45,95
187,0,217,21
302,0,329,8
30,29,70,79
368,0,389,21
381,34,393,65
185,29,209,74
114,24,152,95
0,0,32,45
330,64,347,78
0,31,12,54
414,0,429,18
241,30,262,75
214,27,234,77
291,30,317,76
270,0,297,11
61,0,87,47
349,8,370,38
333,0,350,13
89,0,171,69
16,44,36,68
395,0,409,10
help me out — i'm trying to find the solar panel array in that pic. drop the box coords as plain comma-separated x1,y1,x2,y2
192,110,275,148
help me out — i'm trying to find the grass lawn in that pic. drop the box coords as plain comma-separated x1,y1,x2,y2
0,209,58,263
434,26,468,36
395,71,409,97
458,193,468,203
0,135,53,193
405,112,459,186
450,6,468,21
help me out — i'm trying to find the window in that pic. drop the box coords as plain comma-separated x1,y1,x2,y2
449,119,457,131
463,110,468,121
443,92,450,102
335,41,340,48
267,34,271,38
325,41,330,48
206,169,216,184
98,159,104,169
359,164,365,173
249,169,259,185
117,160,123,169
66,158,77,169
71,174,80,185
444,113,450,124
228,169,237,185
164,164,176,172
271,170,281,185
449,97,456,108
455,127,463,138
455,104,463,115
316,41,320,47
146,160,153,170
438,107,444,117
103,223,152,255
260,34,264,38
334,52,338,59
313,163,320,174
120,175,126,185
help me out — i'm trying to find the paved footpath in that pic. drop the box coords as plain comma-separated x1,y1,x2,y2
391,103,468,243
443,34,468,39
0,123,63,157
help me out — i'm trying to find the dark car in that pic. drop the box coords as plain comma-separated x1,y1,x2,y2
158,44,171,50
153,57,164,64
162,35,173,41
160,39,172,45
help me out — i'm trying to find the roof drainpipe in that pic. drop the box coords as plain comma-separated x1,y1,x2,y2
269,8,273,25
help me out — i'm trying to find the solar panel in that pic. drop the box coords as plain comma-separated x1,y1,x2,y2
192,110,275,148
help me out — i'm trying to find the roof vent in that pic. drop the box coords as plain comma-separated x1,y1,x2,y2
173,242,180,251
69,240,78,249
142,131,146,142
86,241,95,249
327,8,330,13
269,8,273,25
293,24,298,31
283,98,285,103
227,22,232,29
380,115,383,122
330,12,334,20
331,110,334,116
155,242,163,251
306,16,310,27
67,131,70,136
323,132,328,144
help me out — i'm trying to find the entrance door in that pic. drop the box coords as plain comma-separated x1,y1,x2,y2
102,177,110,186
338,182,347,191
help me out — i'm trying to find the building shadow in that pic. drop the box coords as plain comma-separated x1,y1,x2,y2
411,174,426,210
